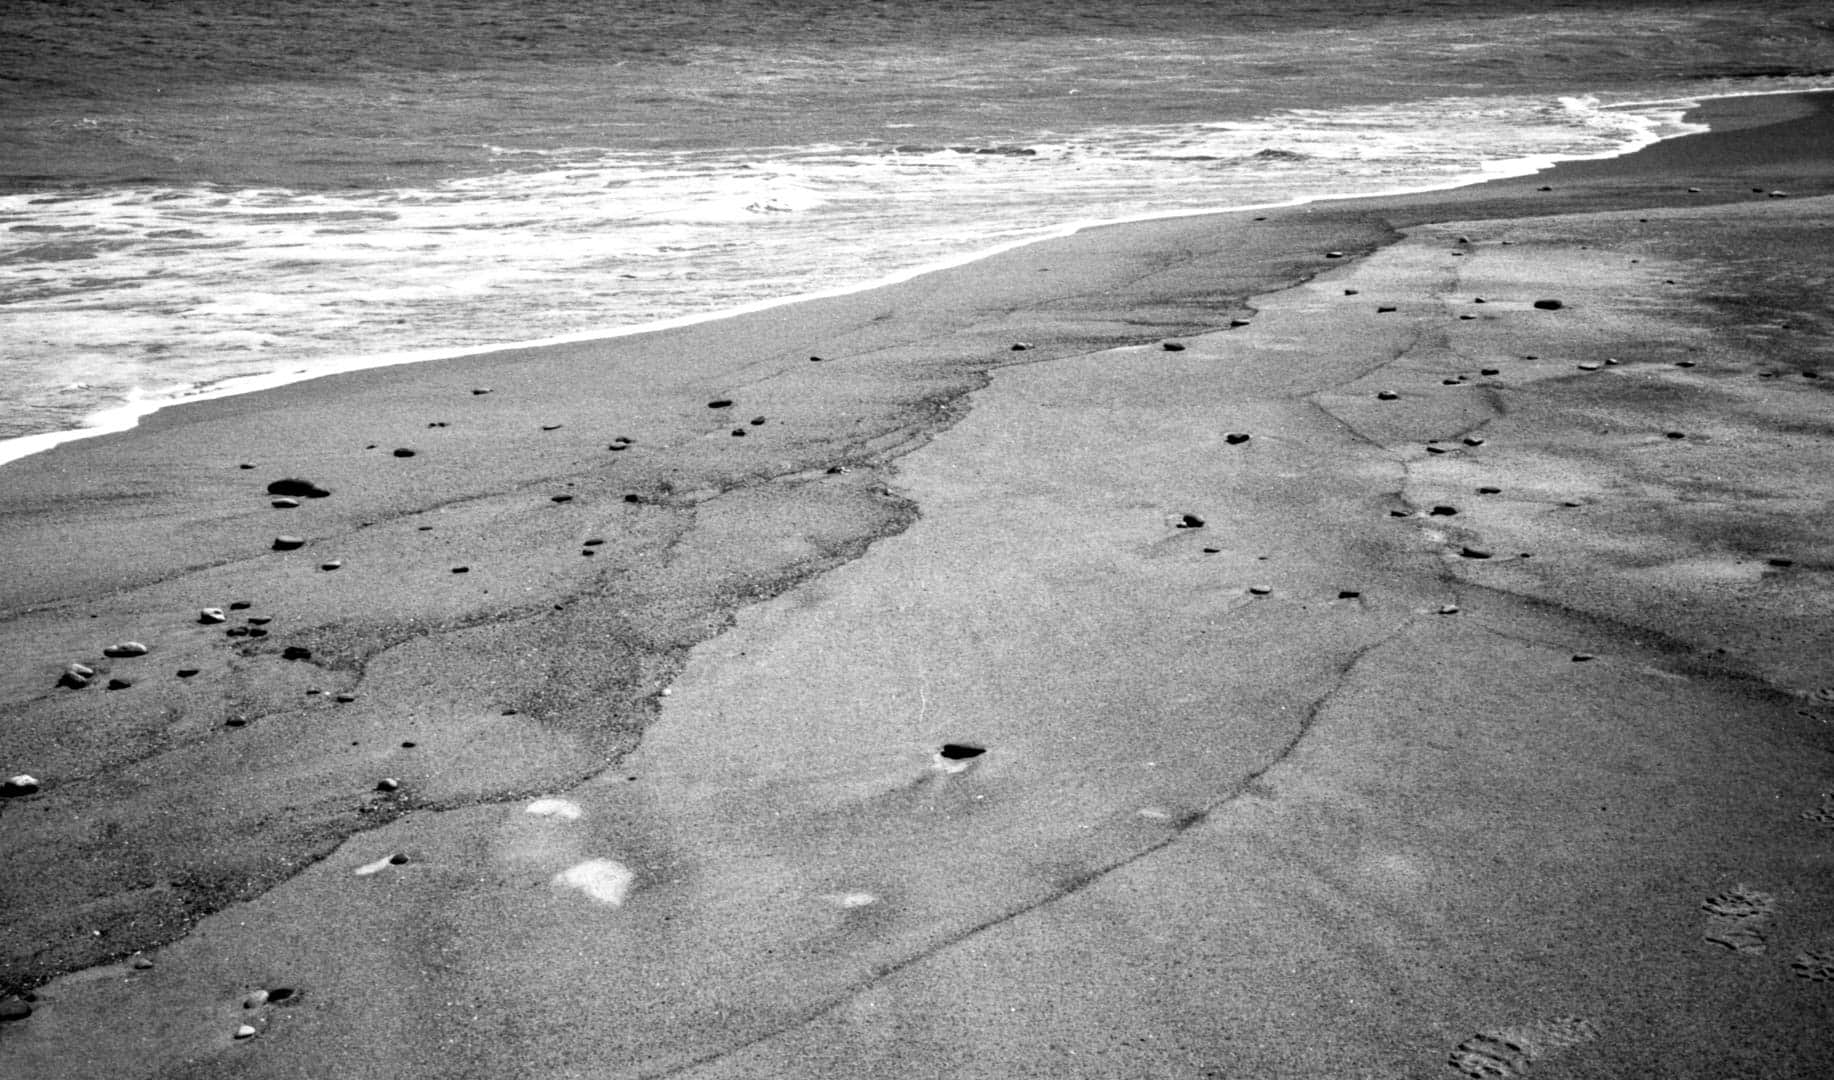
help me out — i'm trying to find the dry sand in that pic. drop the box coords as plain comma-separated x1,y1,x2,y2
2,92,1833,1078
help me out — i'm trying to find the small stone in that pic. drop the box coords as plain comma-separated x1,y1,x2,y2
550,494,573,503
1571,653,1596,662
106,677,132,690
266,479,330,499
234,1024,257,1040
939,744,986,760
1343,289,1359,296
1458,546,1493,560
707,399,733,409
2,775,42,798
1533,299,1564,310
541,423,563,431
1426,445,1447,455
177,668,200,678
230,601,252,610
1248,585,1272,596
1230,317,1252,327
1767,557,1795,568
131,955,154,970
281,646,312,661
1376,390,1399,401
271,497,301,509
1337,590,1361,600
730,428,746,437
1665,431,1686,440
1537,185,1552,191
1477,486,1501,495
1428,505,1458,516
199,608,227,624
1769,190,1788,198
1481,367,1500,376
1010,342,1033,351
1688,187,1701,193
809,355,825,362
335,693,357,703
1162,341,1186,351
1175,513,1205,529
750,416,766,426
1438,604,1460,615
1223,432,1251,445
388,853,409,865
320,559,343,571
471,387,492,395
244,990,269,1009
0,1000,32,1022
1325,250,1344,259
583,538,605,547
1463,436,1486,447
376,777,400,792
1576,361,1601,371
1376,305,1396,313
246,616,272,625
392,448,416,458
272,536,306,551
451,566,470,574
103,641,149,658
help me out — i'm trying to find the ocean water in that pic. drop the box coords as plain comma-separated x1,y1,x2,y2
3,0,1833,462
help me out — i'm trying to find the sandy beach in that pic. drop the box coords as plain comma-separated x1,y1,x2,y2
3,90,1833,1078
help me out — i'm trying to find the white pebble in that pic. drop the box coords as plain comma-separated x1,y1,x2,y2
234,1024,257,1040
353,855,395,877
525,797,583,820
198,608,227,624
554,859,634,906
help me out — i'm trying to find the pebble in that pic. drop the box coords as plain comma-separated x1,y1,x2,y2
707,399,733,409
1230,317,1253,327
939,743,986,760
2,775,42,798
335,693,357,703
1011,342,1033,351
281,646,312,661
1533,299,1565,310
550,494,574,503
1162,341,1186,351
1223,432,1251,445
471,387,492,395
1376,390,1400,401
1248,585,1273,596
272,536,306,551
107,677,132,690
1438,604,1461,615
542,423,564,431
1576,362,1602,371
1767,557,1795,568
1481,368,1500,376
1459,546,1494,559
1,1000,32,1022
1325,250,1344,259
199,608,227,624
266,479,331,499
103,641,149,658
376,777,400,792
320,559,343,571
1463,436,1486,447
234,1024,257,1040
1377,305,1396,313
1571,653,1597,663
59,664,94,689
1343,289,1359,296
1429,505,1459,516
392,448,416,458
271,498,301,509
244,990,269,1009
1477,486,1502,495
131,955,154,970
1175,513,1205,529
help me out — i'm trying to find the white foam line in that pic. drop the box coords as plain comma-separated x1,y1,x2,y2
1,88,1825,473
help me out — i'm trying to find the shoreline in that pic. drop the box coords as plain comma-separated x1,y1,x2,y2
3,86,1833,1077
5,87,1825,472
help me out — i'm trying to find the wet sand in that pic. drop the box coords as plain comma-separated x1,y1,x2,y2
3,92,1833,1078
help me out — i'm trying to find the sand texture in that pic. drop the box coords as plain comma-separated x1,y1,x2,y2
3,93,1833,1078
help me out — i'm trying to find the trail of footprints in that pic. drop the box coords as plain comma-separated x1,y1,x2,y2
1448,1017,1599,1079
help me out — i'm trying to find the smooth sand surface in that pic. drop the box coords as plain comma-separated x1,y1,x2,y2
3,92,1833,1078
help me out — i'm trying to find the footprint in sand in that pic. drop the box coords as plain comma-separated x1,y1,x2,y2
1790,948,1834,982
1447,1016,1598,1078
1701,886,1776,955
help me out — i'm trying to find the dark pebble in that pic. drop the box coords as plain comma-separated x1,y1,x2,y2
389,853,410,865
541,424,563,431
1011,342,1032,351
1163,341,1186,351
1231,317,1252,327
1458,546,1493,560
1429,506,1458,516
250,627,269,638
1571,653,1596,662
551,494,574,503
230,601,252,610
1338,590,1361,600
1176,514,1205,529
1376,390,1399,401
810,355,825,362
1533,299,1564,310
731,428,747,437
282,646,312,661
266,479,330,499
272,536,305,551
177,668,199,678
393,448,416,458
1665,431,1686,440
452,566,470,574
1377,305,1396,313
1481,368,1500,376
271,498,301,509
1224,432,1251,445
1343,289,1359,296
939,744,986,760
106,677,132,690
1768,557,1795,568
471,388,491,395
750,416,766,426
707,399,733,409
1477,486,1501,494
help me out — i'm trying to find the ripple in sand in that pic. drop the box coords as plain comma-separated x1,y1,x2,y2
526,797,584,821
554,859,635,906
1702,886,1777,954
1791,949,1834,981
